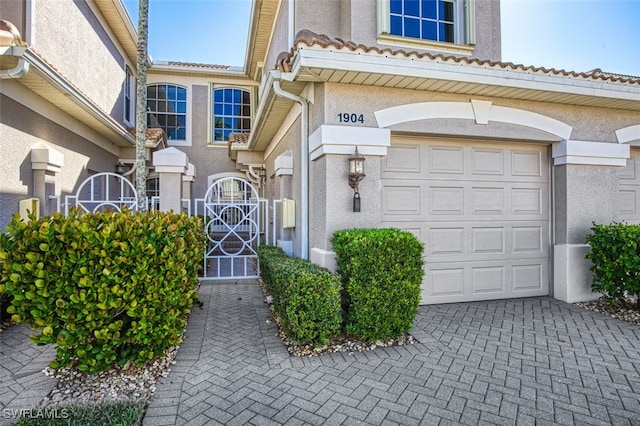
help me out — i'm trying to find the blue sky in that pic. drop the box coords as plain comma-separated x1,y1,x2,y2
124,0,640,76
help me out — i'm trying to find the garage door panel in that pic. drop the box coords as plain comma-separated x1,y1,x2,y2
382,137,550,304
424,260,549,304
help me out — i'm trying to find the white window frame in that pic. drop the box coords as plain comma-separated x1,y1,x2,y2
377,0,475,54
209,84,253,145
123,65,135,126
146,82,191,147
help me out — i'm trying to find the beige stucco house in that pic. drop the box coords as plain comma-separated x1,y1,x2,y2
2,0,639,305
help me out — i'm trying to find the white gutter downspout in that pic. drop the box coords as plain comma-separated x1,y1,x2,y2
0,57,29,79
272,75,309,260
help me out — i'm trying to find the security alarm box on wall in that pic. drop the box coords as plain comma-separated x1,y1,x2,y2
282,198,296,228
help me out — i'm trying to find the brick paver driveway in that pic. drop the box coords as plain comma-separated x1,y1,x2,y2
144,281,640,425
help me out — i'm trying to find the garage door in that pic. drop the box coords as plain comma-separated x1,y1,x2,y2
381,137,551,304
619,149,640,223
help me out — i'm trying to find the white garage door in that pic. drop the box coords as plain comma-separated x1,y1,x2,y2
381,137,551,304
619,150,640,223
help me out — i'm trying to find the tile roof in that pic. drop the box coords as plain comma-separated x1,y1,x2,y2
127,127,167,146
276,29,640,85
167,61,232,70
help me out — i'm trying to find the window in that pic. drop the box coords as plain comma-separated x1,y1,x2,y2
124,66,135,125
146,84,187,141
390,0,459,42
211,87,251,142
379,0,474,51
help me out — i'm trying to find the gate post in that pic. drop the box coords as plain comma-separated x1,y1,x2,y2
153,147,188,212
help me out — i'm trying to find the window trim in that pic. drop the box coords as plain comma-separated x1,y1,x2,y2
209,84,253,145
146,82,191,146
123,65,135,126
377,0,475,54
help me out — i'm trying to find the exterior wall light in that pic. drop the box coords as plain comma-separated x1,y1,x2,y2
348,146,365,212
115,161,126,175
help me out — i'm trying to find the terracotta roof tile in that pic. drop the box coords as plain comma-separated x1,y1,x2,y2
167,61,232,70
127,127,167,145
276,29,640,85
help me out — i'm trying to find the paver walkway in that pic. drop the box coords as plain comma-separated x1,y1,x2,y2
144,281,640,425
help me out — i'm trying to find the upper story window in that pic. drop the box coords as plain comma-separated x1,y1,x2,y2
146,84,187,141
211,87,251,143
124,66,134,125
390,0,457,42
379,0,475,53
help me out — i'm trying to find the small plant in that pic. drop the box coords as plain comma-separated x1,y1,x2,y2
332,228,424,342
258,246,342,346
0,210,205,372
586,222,640,310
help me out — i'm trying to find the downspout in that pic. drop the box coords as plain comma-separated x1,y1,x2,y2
0,57,29,79
272,76,309,260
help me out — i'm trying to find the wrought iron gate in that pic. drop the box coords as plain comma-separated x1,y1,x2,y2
203,177,260,279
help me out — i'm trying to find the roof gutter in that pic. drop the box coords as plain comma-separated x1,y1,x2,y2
20,48,135,145
271,70,309,260
0,46,29,79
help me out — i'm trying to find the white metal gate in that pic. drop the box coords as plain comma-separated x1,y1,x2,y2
66,172,138,214
203,177,260,280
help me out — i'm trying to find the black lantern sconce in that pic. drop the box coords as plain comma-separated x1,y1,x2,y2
348,146,366,212
115,161,126,175
258,165,267,186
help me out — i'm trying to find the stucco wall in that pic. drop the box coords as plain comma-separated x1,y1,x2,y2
34,0,126,121
554,165,620,245
321,83,638,144
264,116,303,256
263,0,291,79
292,0,501,61
0,94,117,230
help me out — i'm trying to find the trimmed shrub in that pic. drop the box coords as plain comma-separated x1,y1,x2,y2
332,228,424,342
0,210,205,372
586,222,640,310
258,246,342,346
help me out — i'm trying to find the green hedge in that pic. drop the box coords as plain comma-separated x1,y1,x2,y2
332,228,424,341
586,222,640,310
0,210,205,372
258,246,341,346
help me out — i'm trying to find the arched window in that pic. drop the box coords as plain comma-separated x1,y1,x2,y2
212,87,251,142
147,84,187,141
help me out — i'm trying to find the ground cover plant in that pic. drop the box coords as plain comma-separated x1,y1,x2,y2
15,401,145,426
0,209,205,372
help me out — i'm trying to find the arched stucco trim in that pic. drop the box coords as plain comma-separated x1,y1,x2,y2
207,172,246,188
374,100,573,140
616,124,640,144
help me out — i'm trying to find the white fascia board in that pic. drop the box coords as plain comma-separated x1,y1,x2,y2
552,140,630,166
294,49,640,102
22,49,135,145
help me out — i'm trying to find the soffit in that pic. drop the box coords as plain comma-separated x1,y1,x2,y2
92,0,138,65
245,0,280,79
13,49,135,147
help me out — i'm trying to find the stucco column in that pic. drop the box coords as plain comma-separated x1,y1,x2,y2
30,144,64,217
153,147,188,213
308,125,391,271
182,163,195,213
552,140,629,303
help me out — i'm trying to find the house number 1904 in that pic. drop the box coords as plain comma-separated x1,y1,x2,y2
338,113,365,124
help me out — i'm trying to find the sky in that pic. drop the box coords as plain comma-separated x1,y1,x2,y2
123,0,640,76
